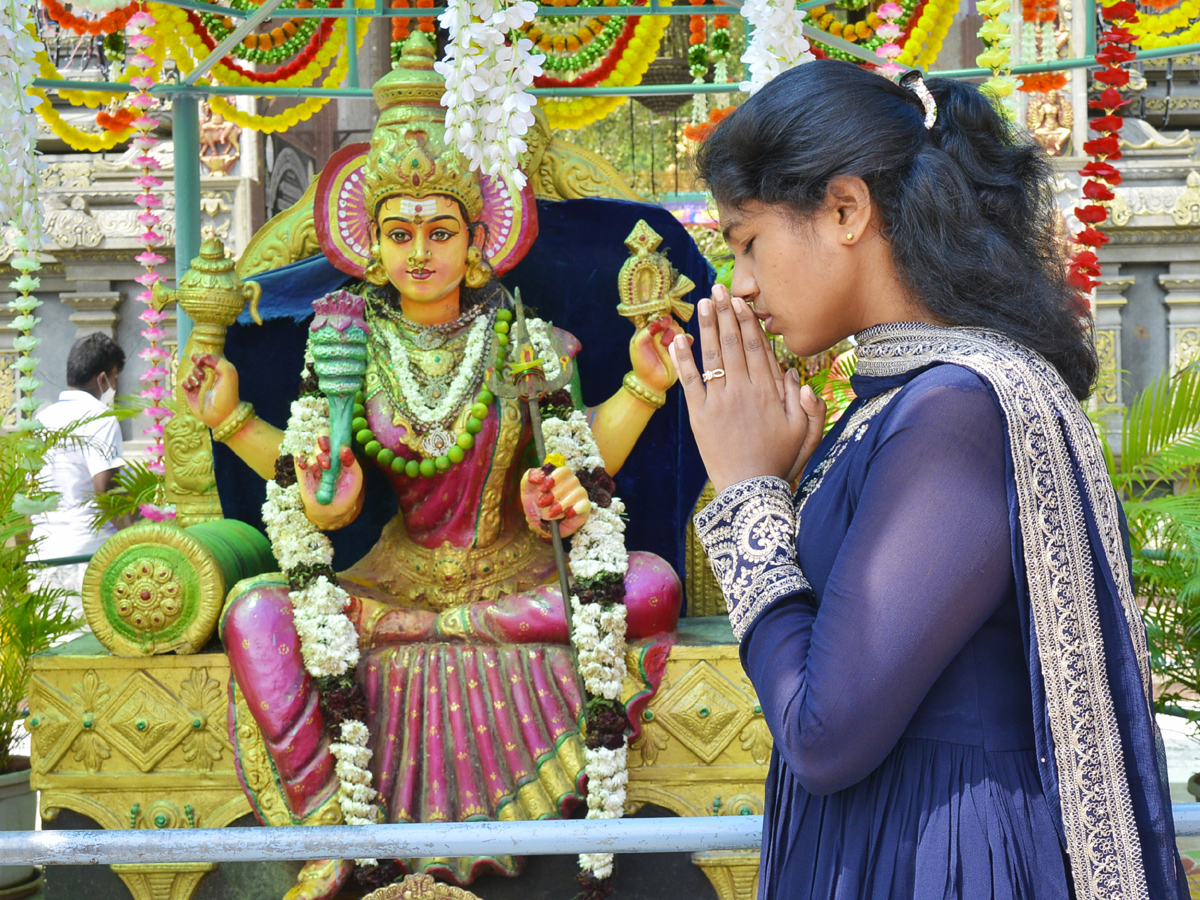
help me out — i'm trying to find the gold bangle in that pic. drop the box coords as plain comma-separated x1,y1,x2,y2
211,401,256,443
622,372,666,410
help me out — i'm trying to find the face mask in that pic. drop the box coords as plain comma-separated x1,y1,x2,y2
99,374,116,407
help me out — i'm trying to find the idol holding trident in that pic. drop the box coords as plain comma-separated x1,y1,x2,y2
180,33,689,900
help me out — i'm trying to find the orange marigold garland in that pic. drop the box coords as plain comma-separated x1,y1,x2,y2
390,0,435,62
1017,0,1068,93
41,0,138,35
1066,0,1137,311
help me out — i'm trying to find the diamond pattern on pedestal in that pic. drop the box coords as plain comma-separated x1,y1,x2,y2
652,661,754,764
99,670,191,772
27,676,82,774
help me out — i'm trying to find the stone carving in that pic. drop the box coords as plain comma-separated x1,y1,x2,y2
1094,329,1120,405
652,661,755,765
199,102,241,176
41,161,94,188
1176,326,1200,371
1028,91,1072,156
364,875,483,900
1172,171,1200,227
43,195,104,248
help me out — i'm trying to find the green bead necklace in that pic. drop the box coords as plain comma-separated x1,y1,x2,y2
353,308,514,479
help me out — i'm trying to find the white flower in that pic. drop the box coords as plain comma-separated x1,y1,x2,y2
739,0,815,93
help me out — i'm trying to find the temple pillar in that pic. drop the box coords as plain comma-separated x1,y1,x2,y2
1094,269,1132,406
1160,263,1200,371
60,285,123,340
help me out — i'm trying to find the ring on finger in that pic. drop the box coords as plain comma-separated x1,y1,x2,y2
702,368,726,383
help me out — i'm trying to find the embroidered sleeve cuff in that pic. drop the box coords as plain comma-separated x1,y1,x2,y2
694,476,811,641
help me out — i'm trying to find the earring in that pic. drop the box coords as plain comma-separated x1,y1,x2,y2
364,241,389,286
846,232,855,242
465,245,492,289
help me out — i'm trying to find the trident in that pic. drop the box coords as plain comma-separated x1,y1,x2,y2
489,289,576,640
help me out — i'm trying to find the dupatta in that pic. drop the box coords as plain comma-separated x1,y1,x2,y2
853,322,1186,900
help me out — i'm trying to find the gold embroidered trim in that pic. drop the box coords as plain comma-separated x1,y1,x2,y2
855,322,1151,900
694,476,809,640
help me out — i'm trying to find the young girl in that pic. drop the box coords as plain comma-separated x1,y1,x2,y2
670,61,1188,900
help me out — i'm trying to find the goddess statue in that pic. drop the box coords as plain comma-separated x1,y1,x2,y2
181,34,685,900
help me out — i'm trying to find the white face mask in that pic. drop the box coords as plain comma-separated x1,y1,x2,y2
99,373,116,407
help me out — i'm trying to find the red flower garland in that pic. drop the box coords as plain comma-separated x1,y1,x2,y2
184,1,342,85
41,0,138,36
532,17,641,88
1066,0,1137,309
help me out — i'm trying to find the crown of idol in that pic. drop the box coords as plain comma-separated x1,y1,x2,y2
362,34,484,222
364,130,484,221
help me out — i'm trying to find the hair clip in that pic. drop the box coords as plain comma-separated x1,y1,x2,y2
900,71,938,130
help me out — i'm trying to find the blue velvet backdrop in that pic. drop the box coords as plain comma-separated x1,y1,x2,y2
216,198,713,610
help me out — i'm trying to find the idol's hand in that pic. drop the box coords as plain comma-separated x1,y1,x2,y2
668,288,826,494
520,465,593,539
297,433,364,530
630,314,688,394
181,353,241,430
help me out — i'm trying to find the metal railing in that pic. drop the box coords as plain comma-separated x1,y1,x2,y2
5,807,1200,866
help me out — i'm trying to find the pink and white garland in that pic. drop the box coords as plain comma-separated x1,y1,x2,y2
127,5,173,518
739,0,815,93
874,2,905,78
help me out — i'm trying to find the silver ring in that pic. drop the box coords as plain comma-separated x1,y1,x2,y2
701,368,726,383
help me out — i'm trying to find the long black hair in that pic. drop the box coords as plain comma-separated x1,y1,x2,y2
695,60,1097,400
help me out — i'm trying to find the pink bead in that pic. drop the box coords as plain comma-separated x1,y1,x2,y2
136,211,161,227
131,53,156,69
128,33,155,49
139,309,168,324
136,250,168,266
135,272,163,287
129,11,156,28
134,175,164,189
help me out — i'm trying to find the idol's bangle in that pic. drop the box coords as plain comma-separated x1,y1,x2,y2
212,401,257,443
622,372,666,410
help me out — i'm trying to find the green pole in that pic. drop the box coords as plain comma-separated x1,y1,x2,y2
1085,0,1096,57
347,19,360,88
172,91,202,351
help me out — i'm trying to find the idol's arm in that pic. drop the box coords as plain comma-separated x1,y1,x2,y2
589,316,685,476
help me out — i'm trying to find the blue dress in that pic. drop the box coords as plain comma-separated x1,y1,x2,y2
694,353,1187,900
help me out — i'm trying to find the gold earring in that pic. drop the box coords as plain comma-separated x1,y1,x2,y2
364,241,389,286
465,245,492,289
846,232,855,242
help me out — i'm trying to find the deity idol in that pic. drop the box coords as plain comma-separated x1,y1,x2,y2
182,34,685,900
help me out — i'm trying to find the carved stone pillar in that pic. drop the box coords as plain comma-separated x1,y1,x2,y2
1094,270,1132,407
1160,263,1200,371
60,289,122,340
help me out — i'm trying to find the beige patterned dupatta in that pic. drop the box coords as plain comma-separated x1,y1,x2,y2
852,323,1186,900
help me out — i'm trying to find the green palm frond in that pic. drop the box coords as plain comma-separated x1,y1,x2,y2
1120,364,1200,492
90,459,163,532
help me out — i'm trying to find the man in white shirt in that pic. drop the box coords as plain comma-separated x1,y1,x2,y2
30,333,127,591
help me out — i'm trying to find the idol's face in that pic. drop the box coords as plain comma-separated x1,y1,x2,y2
374,194,473,307
718,199,863,358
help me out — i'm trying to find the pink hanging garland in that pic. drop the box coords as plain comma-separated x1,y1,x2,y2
128,3,174,521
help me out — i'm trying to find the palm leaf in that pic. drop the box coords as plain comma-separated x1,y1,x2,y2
1121,364,1200,490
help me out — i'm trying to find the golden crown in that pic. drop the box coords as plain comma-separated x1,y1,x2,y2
363,33,484,221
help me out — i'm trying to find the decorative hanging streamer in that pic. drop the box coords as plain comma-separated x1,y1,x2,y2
739,0,814,93
688,0,708,125
434,0,544,190
40,0,138,35
976,0,1019,117
874,1,905,77
1017,0,1067,92
122,5,173,517
1066,0,1137,311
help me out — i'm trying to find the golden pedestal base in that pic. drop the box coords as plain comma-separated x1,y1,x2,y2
29,620,768,900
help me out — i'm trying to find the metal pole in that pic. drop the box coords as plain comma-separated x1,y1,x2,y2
172,90,203,350
1085,0,1097,57
346,18,360,89
0,816,765,866
183,0,290,85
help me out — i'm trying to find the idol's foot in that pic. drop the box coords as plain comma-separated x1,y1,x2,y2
282,859,355,900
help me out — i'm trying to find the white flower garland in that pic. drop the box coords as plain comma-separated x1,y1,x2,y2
260,389,381,855
543,408,630,884
523,317,564,382
374,312,494,426
435,0,544,191
0,0,44,242
739,0,815,94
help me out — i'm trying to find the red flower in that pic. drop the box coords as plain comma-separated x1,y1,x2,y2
1089,114,1126,133
1099,25,1136,43
1079,159,1123,183
1094,68,1131,87
1075,226,1110,246
1095,43,1136,65
1082,135,1122,159
1075,205,1109,225
1083,180,1116,201
1067,270,1100,293
1090,87,1131,112
1101,1,1138,20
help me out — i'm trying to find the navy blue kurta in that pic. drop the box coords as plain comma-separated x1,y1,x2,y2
701,364,1072,898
